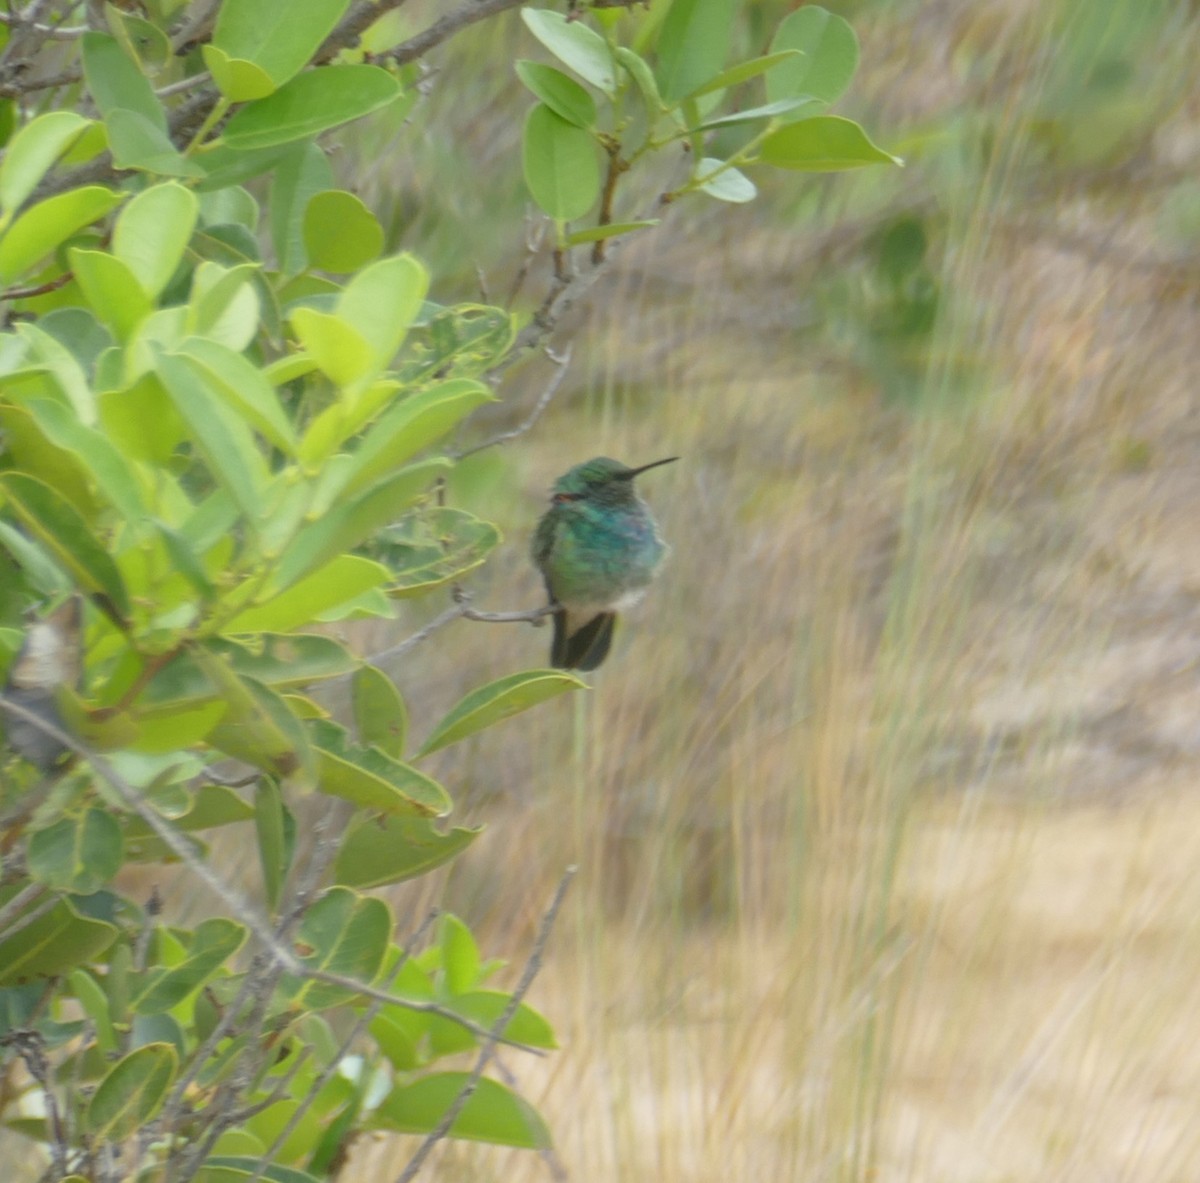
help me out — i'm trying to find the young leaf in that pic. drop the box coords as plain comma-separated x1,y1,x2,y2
566,219,659,246
225,556,390,634
767,6,860,109
521,9,616,94
418,670,587,757
68,248,153,340
440,914,481,995
0,112,93,216
0,187,123,282
522,103,601,221
302,190,384,272
696,157,757,203
758,116,902,171
655,0,737,103
112,183,199,299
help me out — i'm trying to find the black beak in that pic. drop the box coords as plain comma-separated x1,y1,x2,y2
619,456,679,481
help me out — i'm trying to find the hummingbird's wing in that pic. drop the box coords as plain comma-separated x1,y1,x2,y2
558,611,615,671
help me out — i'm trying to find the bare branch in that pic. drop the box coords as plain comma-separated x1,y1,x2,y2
0,881,48,935
394,866,576,1183
378,0,525,68
456,345,573,460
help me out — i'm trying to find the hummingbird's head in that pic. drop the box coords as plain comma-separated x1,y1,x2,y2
550,456,678,505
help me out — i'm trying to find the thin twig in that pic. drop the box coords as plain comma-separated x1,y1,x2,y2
455,345,573,459
394,866,576,1183
0,881,46,934
365,602,469,671
0,271,74,301
0,11,86,38
378,0,524,68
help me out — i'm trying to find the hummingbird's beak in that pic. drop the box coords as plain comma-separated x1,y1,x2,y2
620,456,679,480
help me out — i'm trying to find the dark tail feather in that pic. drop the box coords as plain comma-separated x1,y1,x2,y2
553,612,617,671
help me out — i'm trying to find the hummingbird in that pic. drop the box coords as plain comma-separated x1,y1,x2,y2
532,456,677,671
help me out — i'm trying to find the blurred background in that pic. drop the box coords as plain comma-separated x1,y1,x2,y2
238,0,1200,1177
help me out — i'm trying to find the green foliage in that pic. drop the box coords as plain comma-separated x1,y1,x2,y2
0,1,893,1179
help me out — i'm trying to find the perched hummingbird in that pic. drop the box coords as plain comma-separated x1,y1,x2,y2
532,456,677,671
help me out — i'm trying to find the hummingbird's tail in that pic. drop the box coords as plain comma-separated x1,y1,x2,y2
551,610,616,671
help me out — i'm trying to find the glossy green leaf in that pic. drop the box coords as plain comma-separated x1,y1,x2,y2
352,664,407,757
372,1074,551,1149
515,61,596,128
177,337,297,454
0,472,129,616
758,116,902,171
19,397,145,522
156,352,270,521
767,6,860,109
68,247,152,340
27,809,123,894
522,9,614,93
522,103,600,221
303,190,384,272
696,157,757,203
269,462,446,593
377,507,500,597
418,669,586,757
222,66,401,152
0,187,122,282
0,892,118,985
132,918,247,1014
0,111,93,216
210,0,351,93
255,778,294,912
333,815,479,889
655,0,737,102
311,719,450,817
226,556,390,633
112,183,198,299
280,887,391,1010
86,1042,178,1140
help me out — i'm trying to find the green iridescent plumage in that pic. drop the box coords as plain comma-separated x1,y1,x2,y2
532,456,676,670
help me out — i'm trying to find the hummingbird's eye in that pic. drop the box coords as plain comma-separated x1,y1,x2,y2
553,492,583,503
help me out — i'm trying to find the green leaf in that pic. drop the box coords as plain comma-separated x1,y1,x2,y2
226,556,390,633
82,32,163,125
270,141,333,276
68,247,152,341
615,47,662,113
515,61,596,128
767,6,860,109
222,66,402,152
132,918,247,1014
196,1159,323,1183
201,48,277,103
521,9,615,94
690,96,822,132
288,307,373,386
418,669,586,757
0,472,130,616
372,1074,551,1149
105,6,170,71
112,182,198,299
758,116,902,171
210,0,351,94
177,337,298,455
696,157,757,203
0,187,122,282
352,664,407,757
377,506,501,597
189,261,263,352
333,815,479,889
269,461,446,593
0,112,93,216
338,253,430,370
428,991,558,1056
655,0,737,103
156,352,270,522
280,886,391,1010
69,968,118,1052
27,809,123,894
566,219,658,245
106,108,205,177
86,1042,178,1140
0,891,118,984
302,189,384,272
685,49,803,99
311,719,451,817
522,103,601,221
440,914,481,995
254,778,294,912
